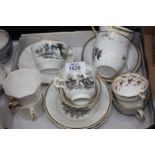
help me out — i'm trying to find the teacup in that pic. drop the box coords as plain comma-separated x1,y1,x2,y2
2,68,43,119
112,73,149,122
54,62,96,106
58,77,101,110
92,27,133,79
111,73,149,102
31,40,73,73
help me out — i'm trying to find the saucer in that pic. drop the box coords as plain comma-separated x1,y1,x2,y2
44,78,112,129
81,37,141,82
18,42,74,84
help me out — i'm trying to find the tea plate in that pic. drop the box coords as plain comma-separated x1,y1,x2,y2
81,37,141,82
18,43,74,84
44,78,112,129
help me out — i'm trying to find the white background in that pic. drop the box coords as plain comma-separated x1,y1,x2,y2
0,0,155,155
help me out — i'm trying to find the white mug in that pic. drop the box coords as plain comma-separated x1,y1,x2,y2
92,27,134,79
54,63,96,106
2,69,43,120
31,40,73,73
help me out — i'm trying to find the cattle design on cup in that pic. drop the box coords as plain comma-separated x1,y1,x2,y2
35,42,66,59
65,70,94,91
54,63,96,106
31,40,73,73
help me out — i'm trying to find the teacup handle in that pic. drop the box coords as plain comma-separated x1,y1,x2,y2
8,98,21,110
30,107,37,120
136,109,145,122
54,77,65,89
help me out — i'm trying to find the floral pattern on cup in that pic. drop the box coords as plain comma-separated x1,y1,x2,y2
35,43,66,59
65,70,94,91
92,47,102,60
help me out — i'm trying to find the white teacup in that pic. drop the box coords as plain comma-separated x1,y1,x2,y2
112,73,149,102
54,63,96,106
31,40,73,73
2,68,43,119
92,27,133,79
112,73,149,122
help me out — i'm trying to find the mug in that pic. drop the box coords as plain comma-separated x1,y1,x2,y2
0,29,13,63
54,62,96,106
92,27,133,78
2,69,43,120
31,40,73,73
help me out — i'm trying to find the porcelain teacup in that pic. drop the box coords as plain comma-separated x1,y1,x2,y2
2,68,42,119
54,62,96,106
58,77,101,110
92,26,134,79
112,73,149,121
31,40,73,73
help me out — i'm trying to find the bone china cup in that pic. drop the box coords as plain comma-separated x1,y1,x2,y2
31,40,73,73
111,73,149,122
2,69,43,120
54,63,96,106
111,73,149,102
92,26,134,79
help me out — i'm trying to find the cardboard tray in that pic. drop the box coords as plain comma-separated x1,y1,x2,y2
3,30,155,128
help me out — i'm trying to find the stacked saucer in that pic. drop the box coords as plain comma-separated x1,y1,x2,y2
44,75,112,128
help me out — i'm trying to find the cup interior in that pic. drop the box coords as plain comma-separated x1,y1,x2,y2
112,73,149,97
2,69,41,98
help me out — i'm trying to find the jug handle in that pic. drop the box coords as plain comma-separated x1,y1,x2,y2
91,26,98,36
